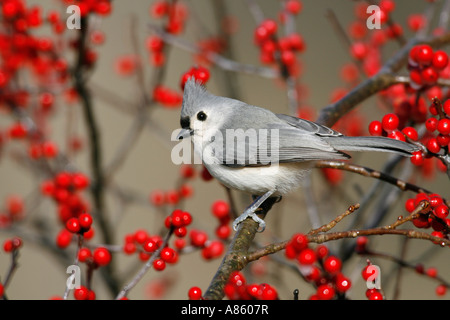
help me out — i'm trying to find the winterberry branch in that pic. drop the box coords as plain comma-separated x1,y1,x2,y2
316,31,450,127
314,160,450,206
203,196,279,300
72,16,118,296
115,228,174,299
147,24,279,78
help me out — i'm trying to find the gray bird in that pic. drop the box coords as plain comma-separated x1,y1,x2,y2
177,79,418,232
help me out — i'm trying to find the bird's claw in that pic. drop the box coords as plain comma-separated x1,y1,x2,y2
232,211,266,233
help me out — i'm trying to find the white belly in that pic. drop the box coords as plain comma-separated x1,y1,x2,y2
205,161,312,196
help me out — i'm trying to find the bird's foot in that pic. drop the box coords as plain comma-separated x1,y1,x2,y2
232,209,266,233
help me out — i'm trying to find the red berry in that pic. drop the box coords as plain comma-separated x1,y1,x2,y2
290,233,309,252
361,265,376,281
143,239,157,253
426,267,438,278
123,242,136,255
443,100,450,116
188,286,202,300
160,247,176,263
174,226,187,237
437,134,450,147
149,190,165,206
260,284,278,300
286,0,302,15
414,44,433,66
426,137,441,153
42,141,58,158
437,119,450,135
335,274,352,293
381,113,399,131
316,284,335,300
405,198,416,212
134,229,149,244
215,224,231,239
281,50,296,66
56,229,73,248
432,50,449,70
402,127,418,140
189,229,208,247
211,200,230,219
388,130,406,142
436,284,447,296
201,240,224,260
421,67,438,85
297,248,316,265
66,218,81,233
153,258,166,271
72,173,89,189
3,239,13,252
425,117,438,132
261,19,277,35
93,247,111,266
78,247,92,262
316,244,329,259
78,213,93,230
74,286,89,300
171,209,185,228
323,256,342,274
350,42,368,60
368,120,383,136
368,291,383,300
434,204,449,219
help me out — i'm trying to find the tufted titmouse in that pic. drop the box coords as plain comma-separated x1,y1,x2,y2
177,79,418,232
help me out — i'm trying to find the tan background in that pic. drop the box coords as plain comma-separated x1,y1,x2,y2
1,0,449,300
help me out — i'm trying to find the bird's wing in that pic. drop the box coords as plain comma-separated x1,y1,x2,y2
275,113,343,137
214,114,349,168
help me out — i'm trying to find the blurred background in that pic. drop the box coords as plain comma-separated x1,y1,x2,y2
0,0,449,300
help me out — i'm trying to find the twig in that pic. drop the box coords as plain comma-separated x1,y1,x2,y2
115,228,174,299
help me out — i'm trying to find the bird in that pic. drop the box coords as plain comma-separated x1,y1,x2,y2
176,78,419,232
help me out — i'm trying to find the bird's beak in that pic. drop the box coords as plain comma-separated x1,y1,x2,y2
176,128,193,140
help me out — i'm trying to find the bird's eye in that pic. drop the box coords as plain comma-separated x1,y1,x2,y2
197,111,207,121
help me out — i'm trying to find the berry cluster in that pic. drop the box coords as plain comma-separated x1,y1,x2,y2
65,0,112,17
211,200,232,240
414,264,448,297
78,246,112,267
147,35,165,67
405,192,450,240
74,285,96,300
150,0,188,35
180,66,210,90
40,171,90,224
149,164,196,207
224,271,278,300
285,233,351,300
361,263,384,300
3,236,23,253
0,195,24,228
123,228,165,263
408,45,449,90
369,98,450,170
153,85,183,107
253,17,305,76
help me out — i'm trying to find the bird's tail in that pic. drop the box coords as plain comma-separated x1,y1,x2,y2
325,136,419,157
